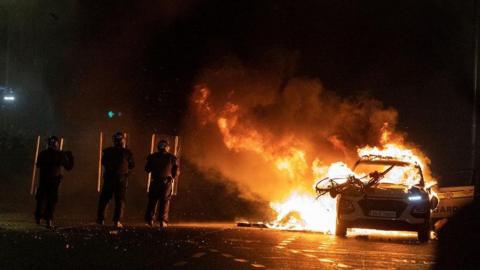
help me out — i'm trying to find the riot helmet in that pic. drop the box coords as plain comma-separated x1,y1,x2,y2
47,136,60,150
112,132,126,147
157,139,170,152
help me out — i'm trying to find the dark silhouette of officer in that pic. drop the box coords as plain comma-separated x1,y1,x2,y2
144,139,179,228
435,200,480,269
96,132,134,228
35,136,74,228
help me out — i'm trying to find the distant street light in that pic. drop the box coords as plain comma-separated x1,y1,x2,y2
0,86,15,130
3,95,15,101
0,87,15,104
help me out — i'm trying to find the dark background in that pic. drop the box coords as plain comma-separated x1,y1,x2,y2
0,0,478,219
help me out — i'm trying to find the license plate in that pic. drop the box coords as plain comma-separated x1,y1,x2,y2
368,210,396,218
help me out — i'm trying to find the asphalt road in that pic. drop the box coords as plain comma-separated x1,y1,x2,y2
0,218,437,270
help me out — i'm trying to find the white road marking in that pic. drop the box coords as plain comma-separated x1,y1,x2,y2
173,261,188,267
234,258,248,263
192,252,206,258
251,263,266,268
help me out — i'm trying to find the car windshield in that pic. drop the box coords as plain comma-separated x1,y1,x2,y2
353,161,422,186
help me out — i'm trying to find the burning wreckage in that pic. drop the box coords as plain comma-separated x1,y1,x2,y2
315,155,438,242
240,154,439,242
241,153,439,243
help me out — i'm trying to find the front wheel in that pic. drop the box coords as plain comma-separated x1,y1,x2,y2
335,221,347,237
417,223,430,243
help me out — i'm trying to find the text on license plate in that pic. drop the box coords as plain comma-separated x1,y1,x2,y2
368,210,396,218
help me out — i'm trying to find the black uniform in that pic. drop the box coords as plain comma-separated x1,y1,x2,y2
97,146,134,223
144,150,178,224
35,149,74,222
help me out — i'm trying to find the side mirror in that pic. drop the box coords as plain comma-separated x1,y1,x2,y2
430,196,439,210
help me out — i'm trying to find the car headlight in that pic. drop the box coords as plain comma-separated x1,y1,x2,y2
408,195,423,201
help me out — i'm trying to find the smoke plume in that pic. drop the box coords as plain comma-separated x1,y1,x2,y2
183,55,430,203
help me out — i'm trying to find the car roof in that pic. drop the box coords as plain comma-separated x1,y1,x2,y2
354,155,415,167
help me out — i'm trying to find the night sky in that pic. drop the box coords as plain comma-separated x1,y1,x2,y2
0,0,478,187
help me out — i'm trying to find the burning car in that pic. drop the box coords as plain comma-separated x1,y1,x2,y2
316,155,438,242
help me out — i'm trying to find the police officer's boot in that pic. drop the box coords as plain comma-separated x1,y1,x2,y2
46,220,54,229
159,221,168,229
145,220,154,227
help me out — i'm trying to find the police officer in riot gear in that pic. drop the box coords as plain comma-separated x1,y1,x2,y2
144,139,179,228
97,132,134,228
35,136,74,228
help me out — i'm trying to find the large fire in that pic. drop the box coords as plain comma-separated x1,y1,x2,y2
269,143,436,233
192,84,435,234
